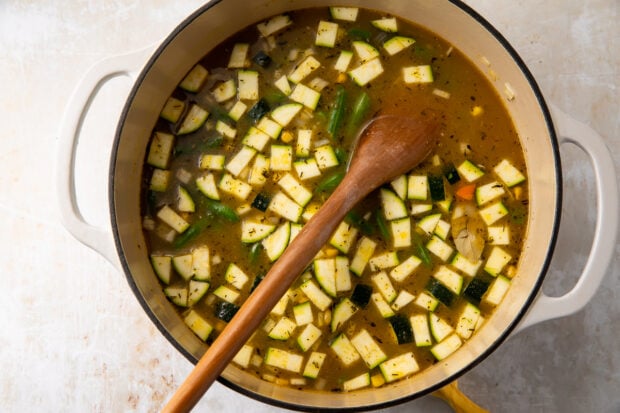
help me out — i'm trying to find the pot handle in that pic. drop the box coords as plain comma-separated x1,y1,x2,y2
514,103,618,333
56,47,153,269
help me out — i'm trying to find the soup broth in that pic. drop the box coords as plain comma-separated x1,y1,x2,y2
141,7,528,392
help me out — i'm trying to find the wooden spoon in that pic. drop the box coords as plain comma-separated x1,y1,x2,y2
433,381,490,413
162,114,439,412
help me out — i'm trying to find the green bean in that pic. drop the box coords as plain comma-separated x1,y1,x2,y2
346,91,371,138
327,86,347,138
173,216,210,248
315,169,345,193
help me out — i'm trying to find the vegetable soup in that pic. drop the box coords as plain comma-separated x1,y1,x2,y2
142,7,528,392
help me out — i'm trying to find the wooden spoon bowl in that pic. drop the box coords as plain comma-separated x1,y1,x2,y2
163,114,439,412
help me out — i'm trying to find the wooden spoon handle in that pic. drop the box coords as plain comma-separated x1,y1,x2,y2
433,381,489,413
162,176,362,413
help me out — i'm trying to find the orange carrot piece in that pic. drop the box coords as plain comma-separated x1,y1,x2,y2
455,183,476,201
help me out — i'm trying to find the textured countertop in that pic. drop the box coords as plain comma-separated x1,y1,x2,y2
0,1,618,412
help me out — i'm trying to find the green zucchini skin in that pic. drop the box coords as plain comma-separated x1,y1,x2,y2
214,301,240,322
426,278,454,306
463,278,491,304
350,284,373,308
389,314,413,344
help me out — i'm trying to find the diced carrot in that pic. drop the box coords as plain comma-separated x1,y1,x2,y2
455,183,476,201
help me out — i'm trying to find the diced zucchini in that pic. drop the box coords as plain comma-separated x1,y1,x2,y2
293,301,314,326
215,120,237,139
178,104,209,135
300,279,333,311
484,246,512,276
381,188,408,220
268,192,303,222
414,291,439,312
294,159,322,181
343,373,370,392
479,201,509,225
179,64,208,93
482,275,511,306
157,205,189,233
457,160,485,182
390,217,412,248
463,278,491,304
436,196,453,214
192,246,210,281
251,192,271,212
350,237,377,276
429,313,454,342
329,7,358,21
371,271,397,303
227,100,247,121
427,278,455,306
379,352,420,383
383,36,415,56
488,225,510,245
147,132,174,169
176,186,195,213
274,75,292,96
149,169,171,192
270,145,293,171
228,43,249,68
172,254,193,280
256,117,282,139
268,316,297,340
342,285,369,311
241,220,276,243
426,235,454,261
277,173,312,206
329,221,359,254
270,291,290,316
352,41,380,63
248,98,270,121
494,159,526,187
410,203,433,215
428,175,445,201
164,286,187,307
371,17,398,32
262,221,291,261
248,154,270,187
232,344,254,368
433,265,463,294
476,181,506,206
410,313,432,347
351,329,388,368
151,255,172,284
295,129,313,157
388,314,413,345
160,97,184,123
334,50,353,72
264,347,303,373
297,323,322,351
314,258,337,298
417,213,441,236
225,263,249,290
184,310,213,341
389,175,408,200
456,302,481,339
199,154,225,170
371,292,395,318
451,253,482,277
330,334,360,365
242,127,271,152
407,175,428,200
434,219,451,240
391,290,415,311
188,280,210,307
335,256,352,292
389,255,422,282
315,20,339,48
290,83,321,110
218,173,253,200
431,333,462,360
369,251,399,271
196,173,220,200
212,79,237,102
257,14,292,37
314,145,339,170
303,351,326,378
238,70,259,101
348,58,384,86
331,298,358,332
271,103,303,126
213,285,240,304
289,55,321,84
403,65,434,84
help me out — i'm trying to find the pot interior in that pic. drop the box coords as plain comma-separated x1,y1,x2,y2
111,0,560,409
